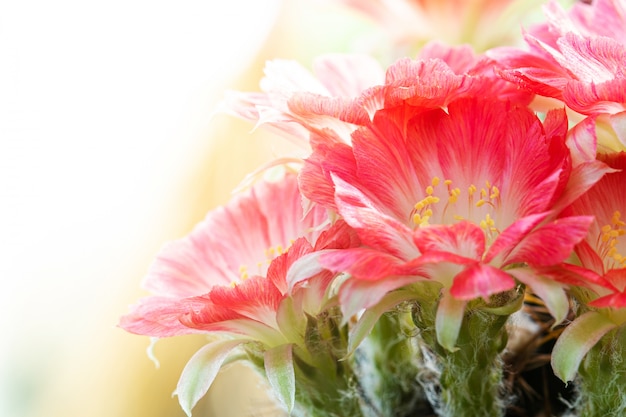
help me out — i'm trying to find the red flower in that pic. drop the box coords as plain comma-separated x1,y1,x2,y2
565,152,626,310
298,97,604,316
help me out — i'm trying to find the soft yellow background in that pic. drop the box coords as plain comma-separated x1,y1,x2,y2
0,1,374,416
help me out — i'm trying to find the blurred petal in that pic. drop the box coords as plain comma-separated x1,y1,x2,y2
551,310,617,383
175,339,247,417
264,344,295,413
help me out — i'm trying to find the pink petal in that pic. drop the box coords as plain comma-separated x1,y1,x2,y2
287,93,370,126
484,212,549,265
208,276,284,325
413,221,485,260
349,106,436,218
566,116,598,164
382,58,466,108
588,291,626,308
564,78,626,116
119,296,227,337
300,129,357,211
267,238,313,295
338,275,421,319
332,174,419,259
573,240,607,277
143,172,326,298
313,54,385,97
604,268,626,293
505,215,594,267
449,263,516,301
312,219,361,251
419,42,478,74
556,34,625,85
554,263,615,291
549,159,616,214
319,248,415,281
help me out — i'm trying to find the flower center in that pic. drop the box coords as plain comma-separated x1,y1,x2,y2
411,176,502,240
597,211,626,269
234,243,290,286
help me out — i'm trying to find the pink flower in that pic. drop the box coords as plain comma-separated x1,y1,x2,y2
489,0,626,149
222,54,385,146
549,152,626,384
298,97,605,317
119,171,357,344
563,152,626,311
224,43,531,151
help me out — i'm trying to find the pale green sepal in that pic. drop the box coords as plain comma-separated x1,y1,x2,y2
276,297,306,346
264,344,295,414
509,268,570,326
551,310,617,383
481,287,524,316
174,339,247,417
147,337,161,368
346,289,415,358
436,291,467,352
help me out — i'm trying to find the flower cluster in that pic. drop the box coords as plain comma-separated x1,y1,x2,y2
121,1,626,416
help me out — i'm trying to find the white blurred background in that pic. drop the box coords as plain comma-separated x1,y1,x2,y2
0,1,372,416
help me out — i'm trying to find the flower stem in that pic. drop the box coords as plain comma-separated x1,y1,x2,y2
356,310,431,417
414,300,510,417
291,307,372,417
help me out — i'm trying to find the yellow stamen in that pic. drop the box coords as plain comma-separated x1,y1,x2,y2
598,211,626,268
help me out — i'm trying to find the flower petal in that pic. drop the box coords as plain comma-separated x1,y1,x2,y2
208,276,284,327
484,212,549,265
119,296,216,337
346,289,417,357
320,248,415,281
332,174,419,259
339,275,420,320
175,339,247,417
413,221,485,260
143,172,326,298
509,267,570,326
449,263,516,301
313,53,385,98
551,310,617,383
264,344,295,413
504,215,594,267
436,290,467,352
300,130,357,211
566,116,598,164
